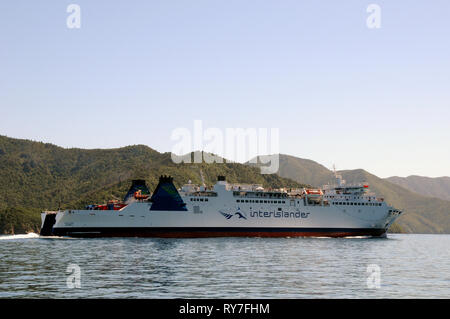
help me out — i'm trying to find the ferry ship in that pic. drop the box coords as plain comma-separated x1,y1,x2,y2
40,174,402,238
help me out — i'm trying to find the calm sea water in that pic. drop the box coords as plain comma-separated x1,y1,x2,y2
0,233,449,298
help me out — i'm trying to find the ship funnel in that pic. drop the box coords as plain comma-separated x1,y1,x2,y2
214,175,227,192
149,175,187,211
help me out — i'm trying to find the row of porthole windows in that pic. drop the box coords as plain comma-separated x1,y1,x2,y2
334,202,381,206
190,198,209,202
237,199,286,204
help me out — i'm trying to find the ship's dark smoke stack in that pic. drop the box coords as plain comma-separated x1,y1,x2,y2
158,175,174,183
149,175,187,211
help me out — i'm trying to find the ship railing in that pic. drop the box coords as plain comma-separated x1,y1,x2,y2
232,191,289,199
323,182,368,189
229,184,264,192
182,191,218,197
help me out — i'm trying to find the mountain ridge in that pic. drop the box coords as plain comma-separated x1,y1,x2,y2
385,175,450,201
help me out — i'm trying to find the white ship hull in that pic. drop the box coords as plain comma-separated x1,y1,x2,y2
41,176,401,237
42,182,401,238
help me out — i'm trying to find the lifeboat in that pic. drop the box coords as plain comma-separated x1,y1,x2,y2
304,189,323,196
134,190,149,200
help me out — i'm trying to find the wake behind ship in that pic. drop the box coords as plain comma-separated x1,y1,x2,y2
40,175,402,238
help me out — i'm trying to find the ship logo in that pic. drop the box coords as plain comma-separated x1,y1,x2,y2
219,207,247,220
235,212,247,219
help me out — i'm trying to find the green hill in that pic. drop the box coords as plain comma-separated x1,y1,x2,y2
247,154,334,187
275,154,335,187
0,136,304,234
259,154,450,234
385,175,450,201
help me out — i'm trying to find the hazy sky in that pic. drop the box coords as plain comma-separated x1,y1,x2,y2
1,1,449,178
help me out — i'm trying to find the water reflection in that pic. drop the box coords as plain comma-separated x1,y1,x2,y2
0,234,449,298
